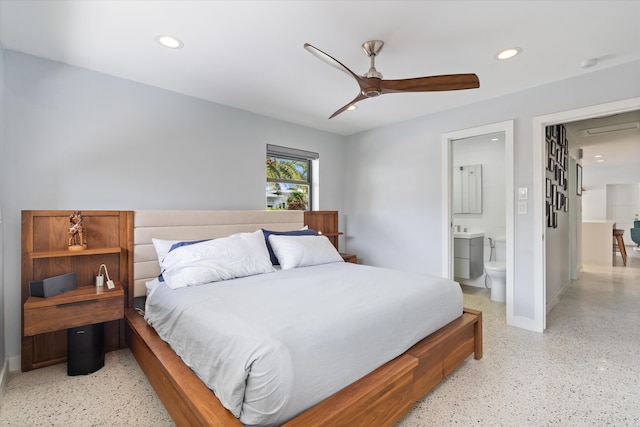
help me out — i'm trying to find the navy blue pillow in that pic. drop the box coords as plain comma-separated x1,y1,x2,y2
262,228,318,265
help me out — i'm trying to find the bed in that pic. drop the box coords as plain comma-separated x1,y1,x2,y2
125,210,482,427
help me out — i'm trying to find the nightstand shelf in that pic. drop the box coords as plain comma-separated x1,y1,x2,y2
30,247,122,259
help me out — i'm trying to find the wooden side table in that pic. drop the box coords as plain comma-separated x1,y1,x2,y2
340,253,358,264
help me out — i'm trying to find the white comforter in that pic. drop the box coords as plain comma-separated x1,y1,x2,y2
144,262,463,426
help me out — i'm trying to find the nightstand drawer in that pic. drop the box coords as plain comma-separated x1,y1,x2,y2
24,285,124,336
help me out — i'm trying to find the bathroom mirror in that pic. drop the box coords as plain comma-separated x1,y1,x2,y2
453,164,482,214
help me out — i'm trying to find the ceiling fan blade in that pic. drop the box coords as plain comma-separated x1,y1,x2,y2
329,92,368,119
304,43,367,84
380,74,480,94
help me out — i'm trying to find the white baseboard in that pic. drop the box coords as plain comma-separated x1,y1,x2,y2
456,275,488,288
546,279,572,315
8,356,20,373
507,314,543,333
0,358,8,408
1,356,21,409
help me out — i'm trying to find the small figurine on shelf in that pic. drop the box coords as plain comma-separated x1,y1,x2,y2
67,211,87,251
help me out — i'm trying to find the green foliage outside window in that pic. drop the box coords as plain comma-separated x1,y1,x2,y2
266,156,310,210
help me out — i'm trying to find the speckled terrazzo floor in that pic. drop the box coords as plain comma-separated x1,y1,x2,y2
0,349,174,426
397,252,640,426
1,253,638,426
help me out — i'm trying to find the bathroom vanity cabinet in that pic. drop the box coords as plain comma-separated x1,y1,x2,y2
454,235,484,279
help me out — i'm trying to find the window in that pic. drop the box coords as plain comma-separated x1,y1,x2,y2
266,144,318,210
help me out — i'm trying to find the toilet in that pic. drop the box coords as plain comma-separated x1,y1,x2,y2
484,261,506,302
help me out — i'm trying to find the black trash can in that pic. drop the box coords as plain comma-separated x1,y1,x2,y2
67,323,105,376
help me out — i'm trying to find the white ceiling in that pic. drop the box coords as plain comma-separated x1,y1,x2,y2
564,110,640,169
1,1,640,136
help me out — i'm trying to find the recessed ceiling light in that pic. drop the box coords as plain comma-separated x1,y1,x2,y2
496,47,522,60
594,154,603,158
156,35,184,49
347,105,357,111
596,159,605,163
491,138,499,141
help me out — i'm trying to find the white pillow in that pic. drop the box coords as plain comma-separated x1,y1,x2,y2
160,230,275,289
152,238,180,264
152,237,212,268
268,235,344,270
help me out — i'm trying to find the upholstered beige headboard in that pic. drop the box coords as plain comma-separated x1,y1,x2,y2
132,210,305,302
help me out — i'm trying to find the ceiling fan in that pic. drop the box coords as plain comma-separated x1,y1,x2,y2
304,40,480,119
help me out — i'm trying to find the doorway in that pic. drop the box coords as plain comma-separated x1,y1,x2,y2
442,120,515,324
533,97,640,331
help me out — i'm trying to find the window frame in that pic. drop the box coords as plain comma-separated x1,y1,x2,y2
266,144,318,211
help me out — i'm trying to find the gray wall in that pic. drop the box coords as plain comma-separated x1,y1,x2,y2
345,59,640,320
0,44,5,369
1,51,345,360
545,150,573,307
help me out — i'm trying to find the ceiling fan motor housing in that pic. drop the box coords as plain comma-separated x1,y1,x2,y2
362,86,381,97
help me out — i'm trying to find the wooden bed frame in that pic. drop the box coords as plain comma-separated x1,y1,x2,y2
124,210,483,427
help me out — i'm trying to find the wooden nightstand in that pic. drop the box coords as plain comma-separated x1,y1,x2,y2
24,283,124,336
340,253,358,264
21,210,132,371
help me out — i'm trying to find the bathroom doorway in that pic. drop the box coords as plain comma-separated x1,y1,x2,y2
442,121,515,324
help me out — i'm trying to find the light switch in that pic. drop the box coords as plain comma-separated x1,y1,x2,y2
518,187,528,200
518,202,527,215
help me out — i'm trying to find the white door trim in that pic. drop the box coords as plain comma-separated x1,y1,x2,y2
532,96,640,332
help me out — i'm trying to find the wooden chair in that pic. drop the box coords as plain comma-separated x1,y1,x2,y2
613,229,627,266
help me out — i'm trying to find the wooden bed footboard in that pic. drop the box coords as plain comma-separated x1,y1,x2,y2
125,307,482,427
